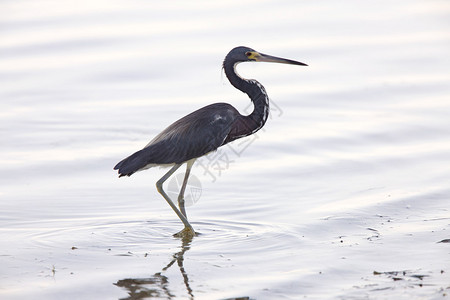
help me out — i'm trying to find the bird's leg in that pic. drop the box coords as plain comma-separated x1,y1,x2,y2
177,159,196,218
156,164,195,234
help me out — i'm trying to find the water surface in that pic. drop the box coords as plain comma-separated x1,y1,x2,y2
1,0,450,299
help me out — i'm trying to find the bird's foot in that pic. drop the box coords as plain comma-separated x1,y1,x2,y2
173,226,197,239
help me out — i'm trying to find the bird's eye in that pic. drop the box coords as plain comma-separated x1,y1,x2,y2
245,52,251,57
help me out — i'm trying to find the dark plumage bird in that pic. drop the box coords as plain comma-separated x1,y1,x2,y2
114,46,307,236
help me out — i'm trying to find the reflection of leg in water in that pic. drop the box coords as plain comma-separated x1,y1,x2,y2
162,235,193,299
114,234,194,300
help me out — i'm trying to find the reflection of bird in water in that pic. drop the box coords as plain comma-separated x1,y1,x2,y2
114,46,307,236
114,235,194,299
114,234,251,300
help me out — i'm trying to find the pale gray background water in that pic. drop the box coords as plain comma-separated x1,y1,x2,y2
1,1,450,299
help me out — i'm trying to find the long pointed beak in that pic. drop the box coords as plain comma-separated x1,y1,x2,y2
256,52,308,66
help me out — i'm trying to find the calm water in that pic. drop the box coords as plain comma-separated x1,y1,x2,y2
1,0,450,299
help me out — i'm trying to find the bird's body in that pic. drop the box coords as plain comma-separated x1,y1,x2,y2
115,103,239,176
114,46,306,236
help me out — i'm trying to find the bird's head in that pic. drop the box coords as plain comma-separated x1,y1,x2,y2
224,46,308,66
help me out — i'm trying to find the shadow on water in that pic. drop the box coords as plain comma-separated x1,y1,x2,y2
114,234,194,299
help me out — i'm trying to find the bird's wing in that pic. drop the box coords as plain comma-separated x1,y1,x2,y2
114,103,240,176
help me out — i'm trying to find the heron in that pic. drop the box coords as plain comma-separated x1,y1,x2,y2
114,46,307,237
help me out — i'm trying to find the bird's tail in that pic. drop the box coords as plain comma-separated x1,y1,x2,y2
114,148,150,177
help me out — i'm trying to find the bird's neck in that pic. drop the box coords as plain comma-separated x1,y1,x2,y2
224,62,270,136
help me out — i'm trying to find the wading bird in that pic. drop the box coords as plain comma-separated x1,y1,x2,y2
114,46,307,236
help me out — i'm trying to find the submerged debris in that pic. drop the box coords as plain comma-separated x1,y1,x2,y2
437,239,450,243
373,270,430,282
